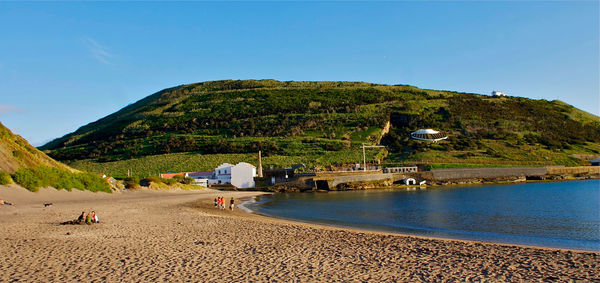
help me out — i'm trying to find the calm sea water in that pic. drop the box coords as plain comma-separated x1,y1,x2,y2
244,179,600,251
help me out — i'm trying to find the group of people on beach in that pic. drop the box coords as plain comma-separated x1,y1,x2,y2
61,211,99,225
214,197,234,211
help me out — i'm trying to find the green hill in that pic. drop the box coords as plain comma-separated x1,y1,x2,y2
0,122,72,173
41,80,600,177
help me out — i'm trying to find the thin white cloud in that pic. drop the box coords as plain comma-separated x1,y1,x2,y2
0,105,24,114
83,37,114,65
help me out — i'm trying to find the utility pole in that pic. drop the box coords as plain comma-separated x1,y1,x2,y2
362,144,386,171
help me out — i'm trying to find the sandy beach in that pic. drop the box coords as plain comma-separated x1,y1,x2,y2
0,185,598,282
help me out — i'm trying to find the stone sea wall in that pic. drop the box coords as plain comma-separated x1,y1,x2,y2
430,167,547,181
266,166,600,192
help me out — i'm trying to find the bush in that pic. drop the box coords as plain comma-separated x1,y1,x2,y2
182,176,195,185
11,167,111,193
11,168,42,191
140,176,161,186
145,176,162,183
0,171,12,185
123,176,141,189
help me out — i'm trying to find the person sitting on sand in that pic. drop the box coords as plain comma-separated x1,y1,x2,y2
230,198,234,211
85,212,93,225
90,211,99,223
77,212,86,224
61,212,85,225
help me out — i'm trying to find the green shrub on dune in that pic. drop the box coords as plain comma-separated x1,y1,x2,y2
0,171,12,185
123,176,141,189
141,175,196,188
11,167,111,193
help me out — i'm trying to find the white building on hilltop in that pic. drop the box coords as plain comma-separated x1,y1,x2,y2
410,129,448,142
491,91,507,97
210,162,257,188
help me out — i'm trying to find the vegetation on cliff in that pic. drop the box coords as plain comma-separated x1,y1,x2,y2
0,122,110,192
11,167,111,193
0,122,72,173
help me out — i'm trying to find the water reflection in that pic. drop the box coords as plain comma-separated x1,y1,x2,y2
247,180,600,251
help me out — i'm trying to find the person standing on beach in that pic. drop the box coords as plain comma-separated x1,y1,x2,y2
229,198,234,211
214,198,218,208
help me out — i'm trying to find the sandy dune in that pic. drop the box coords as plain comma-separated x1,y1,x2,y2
0,185,598,282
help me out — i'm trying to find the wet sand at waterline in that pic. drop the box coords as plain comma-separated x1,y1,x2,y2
0,185,598,281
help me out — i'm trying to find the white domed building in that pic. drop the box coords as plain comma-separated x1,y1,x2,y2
410,129,448,142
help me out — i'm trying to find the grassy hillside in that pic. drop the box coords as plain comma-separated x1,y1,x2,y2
381,94,600,167
68,150,383,179
41,80,600,175
0,122,111,193
0,122,72,173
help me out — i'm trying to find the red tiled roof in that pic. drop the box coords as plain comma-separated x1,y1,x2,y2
160,172,187,179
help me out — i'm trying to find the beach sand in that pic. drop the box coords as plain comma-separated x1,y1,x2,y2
0,185,598,282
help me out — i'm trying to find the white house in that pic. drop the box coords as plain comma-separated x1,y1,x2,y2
491,91,507,97
231,162,257,188
211,163,233,185
210,162,257,188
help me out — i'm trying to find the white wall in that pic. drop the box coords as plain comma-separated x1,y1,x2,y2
215,163,233,184
194,178,209,187
231,162,256,188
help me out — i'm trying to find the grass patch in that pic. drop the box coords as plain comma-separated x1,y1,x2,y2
0,171,12,185
11,167,111,193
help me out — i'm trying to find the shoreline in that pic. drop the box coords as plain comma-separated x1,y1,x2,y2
230,193,600,254
1,185,598,281
266,168,599,192
347,175,600,191
389,176,600,190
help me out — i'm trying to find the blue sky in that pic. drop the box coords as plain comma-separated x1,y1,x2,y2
0,1,598,146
